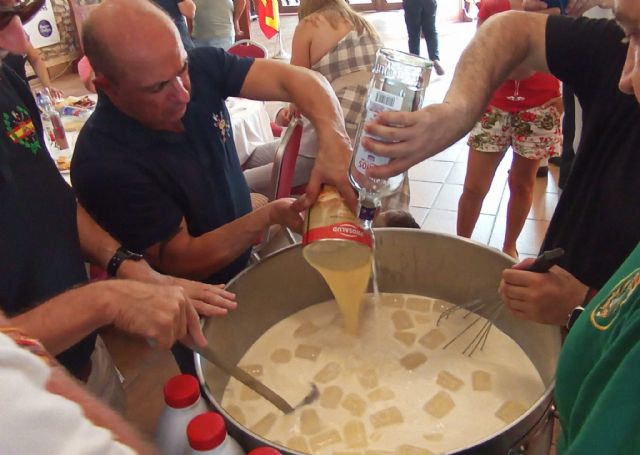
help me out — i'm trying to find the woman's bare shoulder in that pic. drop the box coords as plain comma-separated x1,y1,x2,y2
299,11,329,29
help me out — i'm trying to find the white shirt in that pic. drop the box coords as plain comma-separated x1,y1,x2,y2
0,333,136,455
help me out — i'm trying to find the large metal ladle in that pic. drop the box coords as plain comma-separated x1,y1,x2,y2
193,344,319,414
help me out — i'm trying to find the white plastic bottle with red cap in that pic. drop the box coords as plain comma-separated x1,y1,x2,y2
156,374,209,455
186,412,245,455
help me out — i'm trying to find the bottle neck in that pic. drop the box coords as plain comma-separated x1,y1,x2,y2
358,193,380,231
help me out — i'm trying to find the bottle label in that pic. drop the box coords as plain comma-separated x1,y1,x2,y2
353,88,403,174
303,186,372,247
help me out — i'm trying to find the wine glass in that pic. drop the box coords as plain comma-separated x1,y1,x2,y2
506,80,525,102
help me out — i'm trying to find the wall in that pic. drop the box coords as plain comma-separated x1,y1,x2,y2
38,0,81,67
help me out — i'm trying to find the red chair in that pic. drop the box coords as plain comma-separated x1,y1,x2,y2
227,39,268,59
269,117,303,201
251,117,304,255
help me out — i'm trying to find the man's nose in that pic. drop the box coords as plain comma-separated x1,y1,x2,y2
169,76,190,103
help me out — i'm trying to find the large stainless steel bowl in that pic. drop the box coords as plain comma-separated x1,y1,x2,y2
196,229,562,455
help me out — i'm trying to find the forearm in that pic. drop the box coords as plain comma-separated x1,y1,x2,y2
76,203,120,269
9,282,114,355
76,203,181,284
445,11,550,130
282,71,347,144
31,57,53,88
178,0,196,19
148,207,272,280
46,363,154,455
233,0,246,21
241,61,348,143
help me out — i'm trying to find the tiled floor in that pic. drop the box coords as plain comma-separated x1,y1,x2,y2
44,7,561,449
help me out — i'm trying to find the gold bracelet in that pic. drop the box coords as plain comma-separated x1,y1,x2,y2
0,327,55,366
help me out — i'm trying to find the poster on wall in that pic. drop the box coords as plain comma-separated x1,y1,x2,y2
23,0,61,49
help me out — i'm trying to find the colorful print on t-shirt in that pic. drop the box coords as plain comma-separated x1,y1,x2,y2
2,104,40,154
591,268,640,331
212,111,230,144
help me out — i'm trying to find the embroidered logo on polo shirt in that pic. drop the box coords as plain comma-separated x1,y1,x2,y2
591,267,640,331
3,105,41,155
212,111,230,144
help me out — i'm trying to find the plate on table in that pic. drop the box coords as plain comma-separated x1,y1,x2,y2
55,155,71,173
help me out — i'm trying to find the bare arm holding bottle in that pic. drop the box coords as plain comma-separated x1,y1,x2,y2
361,11,550,179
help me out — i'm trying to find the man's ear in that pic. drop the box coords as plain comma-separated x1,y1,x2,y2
92,74,113,93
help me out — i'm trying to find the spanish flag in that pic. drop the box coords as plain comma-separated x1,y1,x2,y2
258,0,279,40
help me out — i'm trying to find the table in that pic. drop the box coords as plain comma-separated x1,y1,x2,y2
227,97,274,165
42,94,97,184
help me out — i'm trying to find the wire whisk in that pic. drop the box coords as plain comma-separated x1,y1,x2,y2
436,248,565,357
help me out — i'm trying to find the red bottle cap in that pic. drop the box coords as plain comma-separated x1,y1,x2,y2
163,374,200,408
187,412,227,451
248,447,281,455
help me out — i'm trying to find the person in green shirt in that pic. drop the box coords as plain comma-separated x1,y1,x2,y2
555,242,640,453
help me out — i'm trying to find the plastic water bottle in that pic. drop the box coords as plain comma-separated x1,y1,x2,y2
186,412,245,455
36,88,69,150
156,374,209,455
348,48,431,226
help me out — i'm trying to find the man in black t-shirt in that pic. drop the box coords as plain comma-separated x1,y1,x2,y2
354,7,638,327
0,1,236,403
72,0,354,286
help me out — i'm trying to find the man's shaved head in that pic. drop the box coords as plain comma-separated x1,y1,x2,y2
82,0,192,131
82,0,182,84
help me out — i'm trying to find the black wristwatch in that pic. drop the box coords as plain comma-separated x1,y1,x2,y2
106,246,144,277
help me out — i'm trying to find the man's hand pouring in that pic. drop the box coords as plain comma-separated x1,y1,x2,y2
362,102,470,179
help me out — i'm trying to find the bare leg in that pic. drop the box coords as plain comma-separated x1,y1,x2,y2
503,152,540,258
457,147,504,238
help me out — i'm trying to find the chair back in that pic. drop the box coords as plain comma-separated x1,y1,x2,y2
270,117,303,201
228,39,269,59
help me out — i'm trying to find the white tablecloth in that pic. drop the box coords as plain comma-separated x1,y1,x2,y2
227,97,274,165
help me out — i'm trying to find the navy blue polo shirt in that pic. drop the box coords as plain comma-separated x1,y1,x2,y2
0,66,94,377
72,47,254,284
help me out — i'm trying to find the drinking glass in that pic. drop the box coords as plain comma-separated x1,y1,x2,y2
506,80,525,102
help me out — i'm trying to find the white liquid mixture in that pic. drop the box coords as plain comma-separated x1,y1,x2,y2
219,294,545,455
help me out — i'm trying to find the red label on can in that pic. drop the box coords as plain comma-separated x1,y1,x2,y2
304,222,372,247
303,186,372,248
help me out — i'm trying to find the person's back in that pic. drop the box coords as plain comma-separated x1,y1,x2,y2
192,0,235,49
301,10,354,67
293,4,382,142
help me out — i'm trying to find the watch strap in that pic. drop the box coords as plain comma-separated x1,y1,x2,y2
106,246,144,277
565,306,585,331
